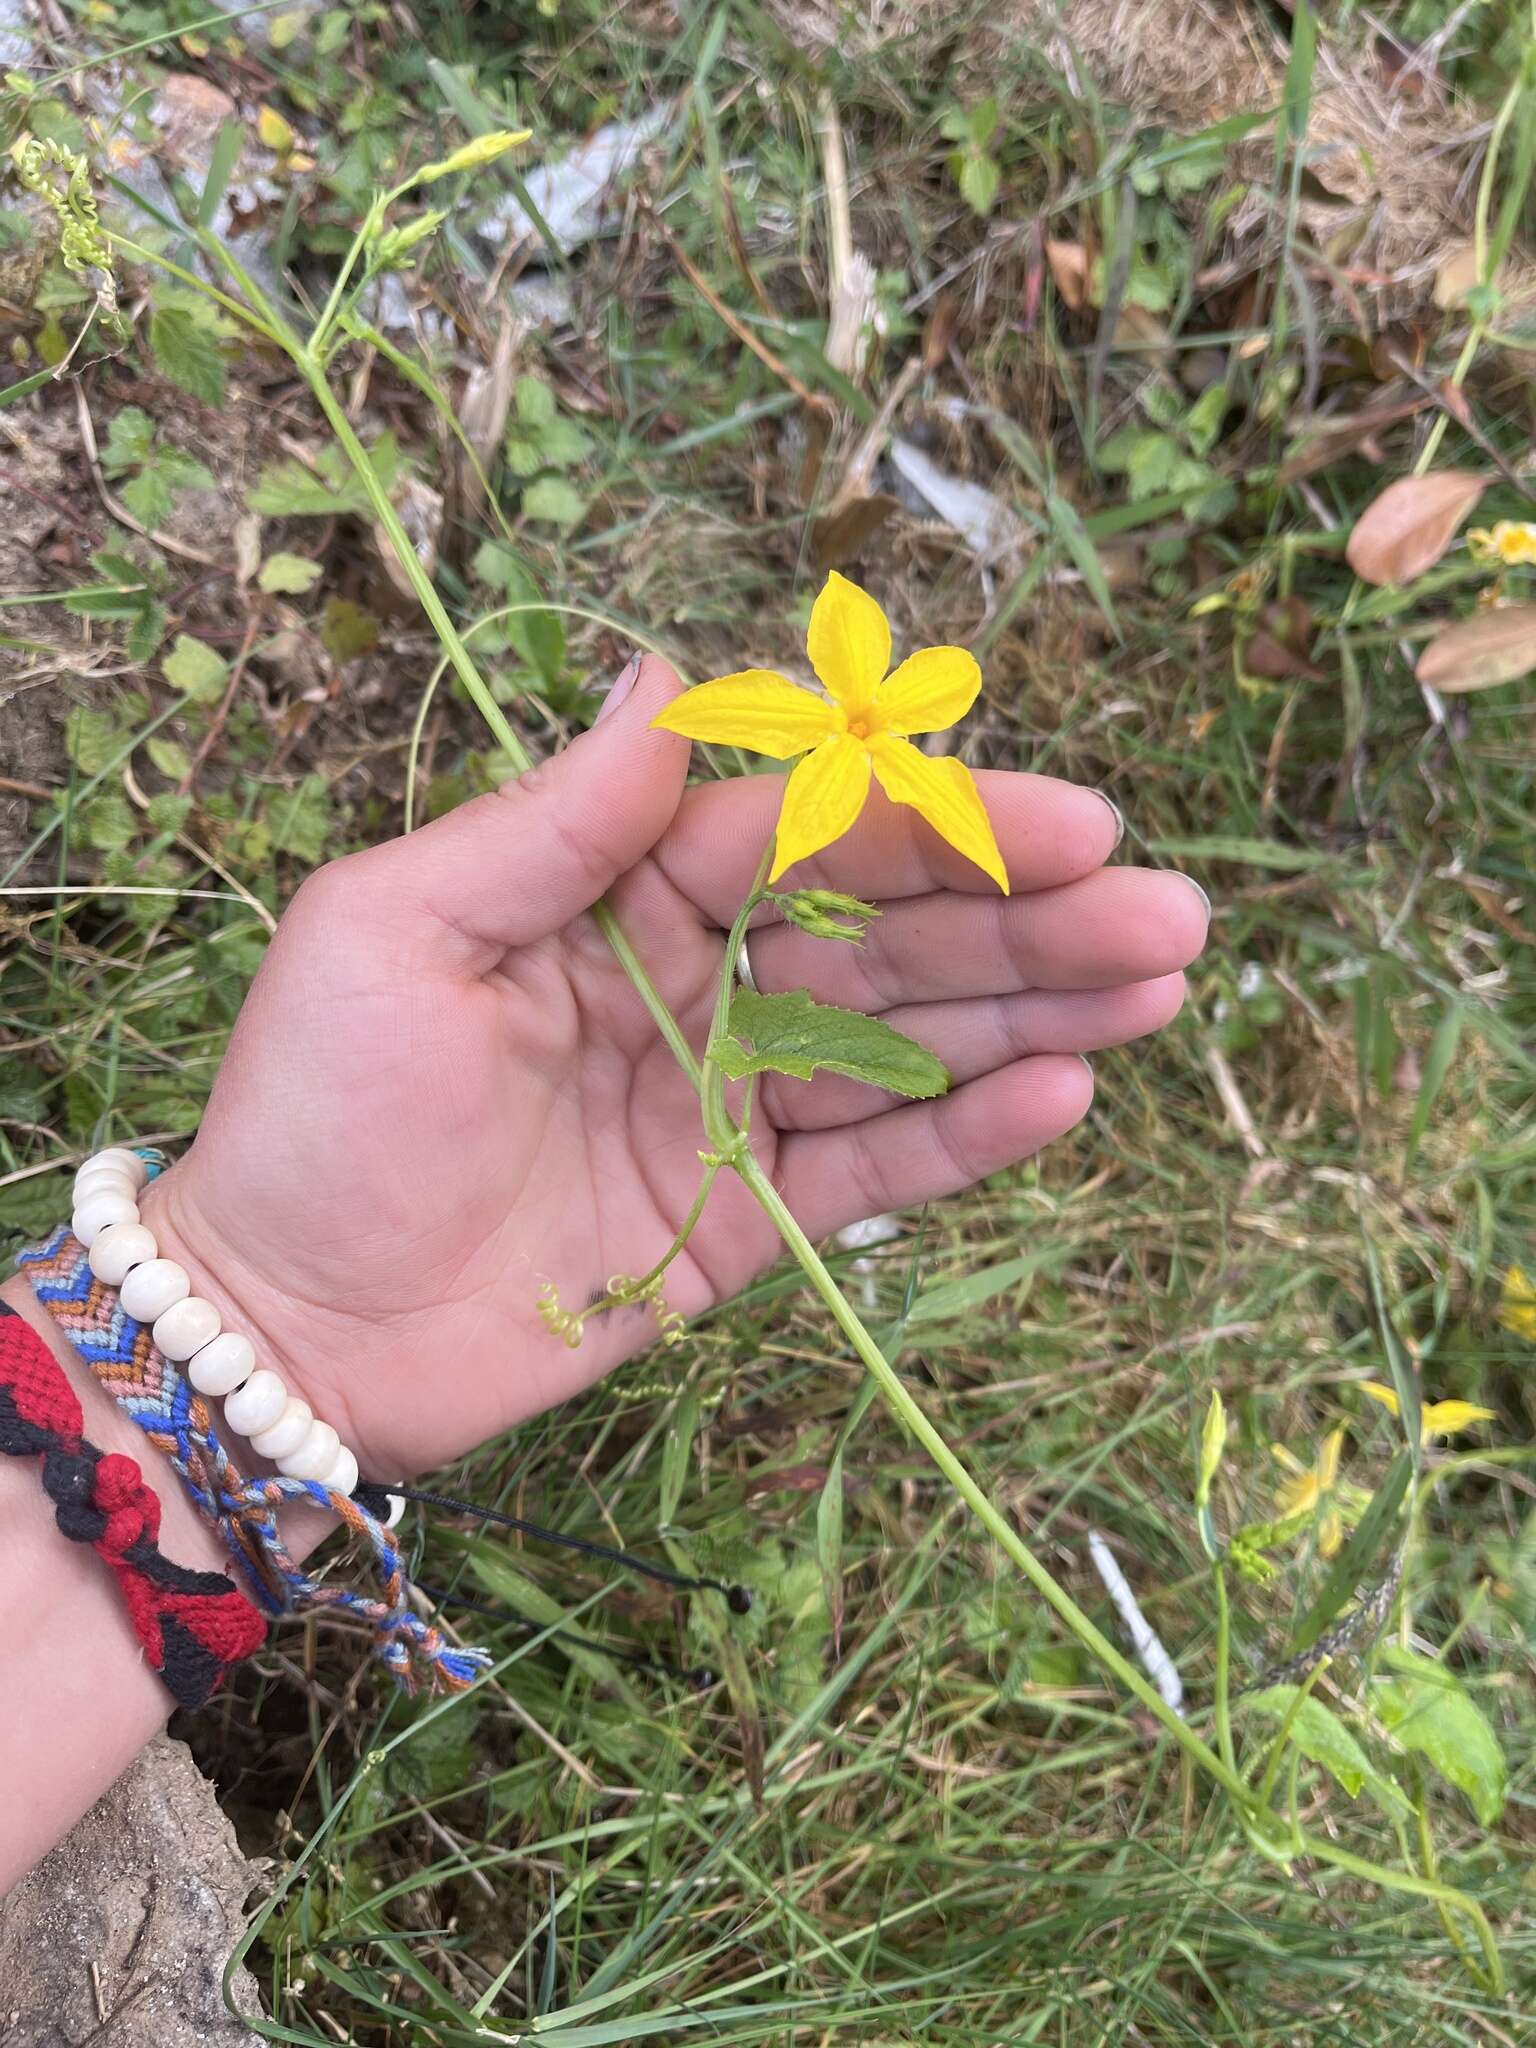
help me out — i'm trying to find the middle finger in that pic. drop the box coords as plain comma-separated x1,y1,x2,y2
744,866,1210,1010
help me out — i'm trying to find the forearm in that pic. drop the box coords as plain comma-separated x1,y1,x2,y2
0,1270,321,1895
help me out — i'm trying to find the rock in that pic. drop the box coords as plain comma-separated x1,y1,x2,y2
0,1735,265,2046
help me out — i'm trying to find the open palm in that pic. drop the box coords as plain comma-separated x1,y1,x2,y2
144,657,1206,1483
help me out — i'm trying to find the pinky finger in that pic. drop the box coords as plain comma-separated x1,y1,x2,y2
773,1054,1094,1243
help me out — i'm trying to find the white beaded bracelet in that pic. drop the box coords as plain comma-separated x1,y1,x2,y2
71,1146,371,1503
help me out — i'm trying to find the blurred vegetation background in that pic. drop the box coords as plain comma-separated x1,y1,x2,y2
2,0,1534,2040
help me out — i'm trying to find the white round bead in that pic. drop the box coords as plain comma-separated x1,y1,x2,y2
248,1397,313,1461
88,1221,159,1286
316,1446,359,1498
152,1294,222,1361
71,1190,140,1247
72,1165,139,1208
119,1258,190,1323
186,1331,256,1396
224,1368,288,1438
76,1148,149,1194
278,1420,341,1481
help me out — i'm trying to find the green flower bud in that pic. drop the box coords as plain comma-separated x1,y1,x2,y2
774,887,880,943
1195,1388,1227,1510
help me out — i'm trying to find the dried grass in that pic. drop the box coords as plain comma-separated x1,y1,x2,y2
777,0,1510,315
1026,1,1502,310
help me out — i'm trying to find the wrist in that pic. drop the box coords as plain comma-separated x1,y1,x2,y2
0,1270,234,1582
135,1168,376,1499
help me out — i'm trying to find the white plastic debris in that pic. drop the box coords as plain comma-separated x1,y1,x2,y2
888,438,1025,569
1087,1528,1185,1716
480,106,673,256
837,1213,903,1311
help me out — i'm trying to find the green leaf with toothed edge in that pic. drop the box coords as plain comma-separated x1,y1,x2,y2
710,988,950,1101
1238,1686,1408,1819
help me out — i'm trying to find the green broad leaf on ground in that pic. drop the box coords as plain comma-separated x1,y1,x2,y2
162,633,229,704
149,303,226,407
63,704,120,775
1373,1649,1507,1825
248,454,372,518
101,406,155,473
521,475,587,527
1239,1686,1408,1819
258,551,323,594
710,988,950,1100
247,434,403,519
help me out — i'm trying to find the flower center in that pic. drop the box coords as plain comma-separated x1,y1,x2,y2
846,714,874,741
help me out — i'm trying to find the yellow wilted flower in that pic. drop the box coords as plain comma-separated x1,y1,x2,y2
1498,1265,1536,1342
652,573,1007,890
257,105,297,155
1468,521,1536,567
1360,1380,1496,1443
1272,1427,1347,1557
415,130,532,185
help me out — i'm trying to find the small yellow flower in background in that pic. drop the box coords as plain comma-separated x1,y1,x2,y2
1272,1426,1347,1557
1360,1380,1496,1443
257,105,297,154
1468,521,1536,567
1498,1264,1536,1342
652,573,1008,891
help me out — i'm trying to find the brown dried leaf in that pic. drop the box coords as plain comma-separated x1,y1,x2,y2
1045,238,1089,311
1114,302,1172,365
1345,471,1486,586
459,316,517,488
1433,244,1481,311
812,492,898,570
922,291,961,371
1415,607,1536,693
1245,629,1316,680
1452,873,1536,946
1275,397,1427,486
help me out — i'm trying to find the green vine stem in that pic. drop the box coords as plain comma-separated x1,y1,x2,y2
98,176,1505,1994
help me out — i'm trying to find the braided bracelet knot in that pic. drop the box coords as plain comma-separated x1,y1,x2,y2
1,1300,268,1707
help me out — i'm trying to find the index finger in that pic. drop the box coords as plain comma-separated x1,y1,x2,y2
652,767,1123,924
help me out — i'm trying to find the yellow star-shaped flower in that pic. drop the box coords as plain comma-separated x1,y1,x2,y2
1272,1427,1347,1557
652,573,1007,891
1360,1380,1496,1444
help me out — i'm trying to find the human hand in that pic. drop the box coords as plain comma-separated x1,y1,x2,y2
144,655,1207,1483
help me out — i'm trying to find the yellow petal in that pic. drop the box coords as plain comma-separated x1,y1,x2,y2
1498,1265,1536,1342
769,735,872,881
1274,1472,1318,1517
1360,1381,1400,1417
651,671,841,756
1319,1508,1344,1558
258,105,297,153
868,734,1009,893
806,573,891,715
1316,1426,1345,1490
1420,1399,1496,1437
876,645,982,735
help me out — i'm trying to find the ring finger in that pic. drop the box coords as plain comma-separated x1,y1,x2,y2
742,866,1210,1010
759,973,1187,1131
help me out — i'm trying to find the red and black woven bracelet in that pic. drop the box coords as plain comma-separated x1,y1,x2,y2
0,1298,266,1708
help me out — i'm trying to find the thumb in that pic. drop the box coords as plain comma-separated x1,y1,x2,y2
347,653,691,958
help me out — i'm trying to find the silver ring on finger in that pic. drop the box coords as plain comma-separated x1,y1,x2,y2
735,932,759,993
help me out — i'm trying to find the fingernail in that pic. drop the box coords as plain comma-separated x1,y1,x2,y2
596,652,643,722
1087,787,1125,850
1180,873,1213,921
